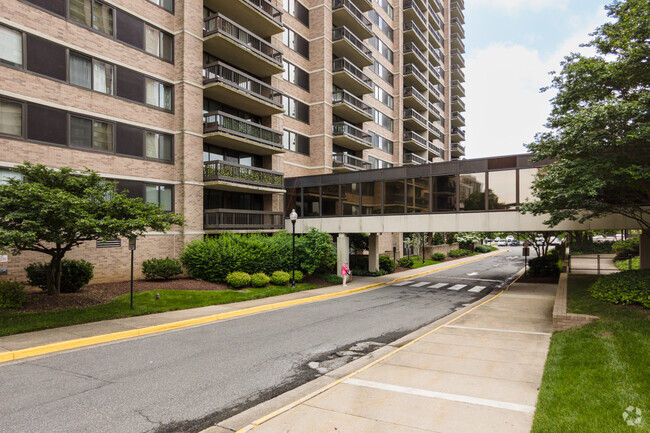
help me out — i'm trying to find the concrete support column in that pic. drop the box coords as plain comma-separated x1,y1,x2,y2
337,234,349,276
640,230,650,270
369,233,379,272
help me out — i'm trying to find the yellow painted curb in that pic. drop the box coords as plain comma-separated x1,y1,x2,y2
0,249,507,365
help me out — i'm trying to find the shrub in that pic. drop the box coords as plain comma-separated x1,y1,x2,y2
270,270,291,285
142,257,182,280
225,271,251,288
570,240,614,255
528,254,560,277
398,257,414,268
314,273,343,285
349,255,369,271
590,270,650,308
298,228,337,274
0,280,27,309
611,237,639,260
25,259,94,293
432,232,444,245
448,249,470,258
250,272,270,288
379,255,395,273
290,270,304,282
376,269,389,276
431,252,446,261
474,245,492,254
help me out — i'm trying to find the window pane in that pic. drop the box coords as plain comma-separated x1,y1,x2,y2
407,178,430,213
93,60,113,94
161,33,173,61
160,186,172,211
162,0,173,12
145,132,159,158
70,53,92,89
0,168,23,185
92,1,113,35
303,186,320,217
145,185,158,205
0,25,23,67
432,175,456,211
159,135,172,161
341,183,359,215
70,116,92,147
460,173,486,211
361,181,382,215
93,120,113,151
70,0,92,27
145,78,157,105
145,26,159,56
0,99,22,136
162,84,172,110
488,171,517,210
384,179,405,214
519,168,539,204
322,184,339,216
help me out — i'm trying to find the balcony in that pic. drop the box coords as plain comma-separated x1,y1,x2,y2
403,63,427,91
452,95,465,111
450,2,465,23
428,121,443,141
403,86,427,111
332,26,373,68
403,153,428,165
403,0,426,29
429,9,443,30
332,121,373,150
203,111,284,155
428,82,442,102
203,14,283,77
350,0,373,12
452,127,466,141
428,44,443,66
332,0,373,39
428,63,443,85
429,142,444,158
403,130,428,152
428,23,443,48
451,33,465,52
332,152,372,171
451,111,465,127
452,65,465,82
203,0,283,38
451,18,465,38
332,58,373,96
404,109,428,131
451,80,465,96
204,209,284,231
428,101,442,120
403,21,427,51
403,42,427,71
203,62,284,117
430,0,443,13
203,160,284,193
451,142,466,158
451,49,465,67
332,89,373,123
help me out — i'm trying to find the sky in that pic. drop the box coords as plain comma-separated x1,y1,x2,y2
463,0,612,158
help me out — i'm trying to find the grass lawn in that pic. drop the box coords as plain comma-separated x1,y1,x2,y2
0,283,317,337
531,274,650,432
409,258,442,269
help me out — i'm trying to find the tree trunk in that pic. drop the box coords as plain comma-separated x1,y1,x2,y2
46,256,63,296
640,230,650,270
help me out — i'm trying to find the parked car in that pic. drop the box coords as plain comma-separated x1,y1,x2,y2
497,239,507,246
505,235,515,245
494,237,502,245
509,239,520,246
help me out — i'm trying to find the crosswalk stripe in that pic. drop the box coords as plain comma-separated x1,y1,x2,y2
392,281,413,286
430,283,448,289
447,284,467,291
468,285,487,293
411,282,429,287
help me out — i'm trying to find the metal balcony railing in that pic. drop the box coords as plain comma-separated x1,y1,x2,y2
451,18,465,38
332,121,373,145
429,9,443,29
404,42,427,66
431,0,443,13
451,142,466,154
242,0,283,25
332,152,372,170
428,23,444,47
332,58,372,88
452,127,466,139
203,14,283,66
452,111,466,123
428,102,442,119
204,209,284,230
403,153,427,165
428,44,443,63
403,86,426,106
404,63,427,85
428,63,442,82
451,49,465,66
404,109,428,127
332,26,372,59
203,61,283,107
403,0,426,24
429,142,444,157
452,80,465,93
332,0,372,31
450,2,465,21
452,65,465,80
429,122,443,140
403,21,426,45
451,34,465,51
332,89,372,116
203,111,283,148
403,130,428,147
452,95,465,110
203,160,284,189
428,82,442,100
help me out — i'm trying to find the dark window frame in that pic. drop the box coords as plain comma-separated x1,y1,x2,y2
146,0,174,14
0,23,26,69
0,96,26,139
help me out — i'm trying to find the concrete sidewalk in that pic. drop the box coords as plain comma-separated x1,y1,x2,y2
219,282,555,433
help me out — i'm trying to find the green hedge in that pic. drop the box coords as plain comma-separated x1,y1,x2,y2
226,272,251,288
570,241,614,255
474,245,492,254
611,237,639,260
398,257,414,267
25,259,94,293
0,280,27,309
142,257,182,280
270,271,291,285
379,255,395,273
590,270,650,308
250,273,270,288
431,253,446,261
448,249,471,258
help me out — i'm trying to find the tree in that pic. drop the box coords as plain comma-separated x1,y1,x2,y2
297,228,336,274
348,233,369,253
0,164,184,295
522,0,650,235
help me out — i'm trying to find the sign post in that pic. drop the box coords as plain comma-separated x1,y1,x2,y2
128,238,136,310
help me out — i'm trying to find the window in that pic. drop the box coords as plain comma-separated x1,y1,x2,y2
369,11,393,41
145,78,172,110
69,53,114,94
283,0,309,27
373,84,393,109
283,96,309,124
369,156,393,169
145,25,173,62
369,37,393,64
283,28,309,58
374,109,393,131
283,130,310,155
282,60,309,91
145,185,173,211
70,116,113,151
0,168,23,185
375,0,393,19
373,134,393,154
371,59,393,86
145,132,173,162
0,25,23,67
0,99,23,137
147,0,173,12
70,0,114,36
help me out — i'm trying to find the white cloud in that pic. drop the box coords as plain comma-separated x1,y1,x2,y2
470,0,567,13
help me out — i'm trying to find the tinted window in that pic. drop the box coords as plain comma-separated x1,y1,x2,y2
27,104,67,144
116,66,145,103
24,0,66,16
26,34,66,81
116,123,144,157
115,10,144,49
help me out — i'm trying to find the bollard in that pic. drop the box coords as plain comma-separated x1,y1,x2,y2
597,254,600,275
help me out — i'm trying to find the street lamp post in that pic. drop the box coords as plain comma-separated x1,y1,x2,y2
290,209,298,289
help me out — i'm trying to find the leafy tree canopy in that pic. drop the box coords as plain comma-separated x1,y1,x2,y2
522,0,650,231
0,163,184,295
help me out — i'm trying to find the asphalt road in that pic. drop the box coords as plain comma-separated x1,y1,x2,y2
0,248,525,433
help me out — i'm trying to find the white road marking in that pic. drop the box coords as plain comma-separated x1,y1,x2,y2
411,282,430,287
430,283,449,289
445,325,552,336
467,272,478,276
446,277,503,283
392,281,413,286
447,284,467,291
468,285,486,293
344,378,536,414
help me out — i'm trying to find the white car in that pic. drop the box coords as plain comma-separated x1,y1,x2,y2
505,235,515,245
497,239,507,246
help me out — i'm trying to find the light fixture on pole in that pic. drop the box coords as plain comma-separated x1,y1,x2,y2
290,209,298,289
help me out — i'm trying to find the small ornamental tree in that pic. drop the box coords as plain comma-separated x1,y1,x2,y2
0,163,184,295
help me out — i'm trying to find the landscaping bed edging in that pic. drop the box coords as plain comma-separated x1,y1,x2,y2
553,273,599,331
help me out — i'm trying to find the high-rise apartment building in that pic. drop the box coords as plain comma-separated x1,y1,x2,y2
0,0,465,281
